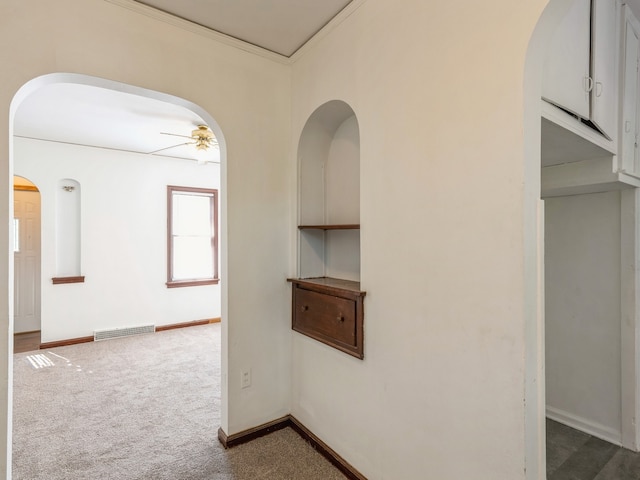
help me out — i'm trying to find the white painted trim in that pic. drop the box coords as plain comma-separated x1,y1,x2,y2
542,100,616,155
546,406,623,446
103,0,370,66
618,172,640,187
620,188,640,451
541,157,619,197
536,199,546,477
102,0,290,65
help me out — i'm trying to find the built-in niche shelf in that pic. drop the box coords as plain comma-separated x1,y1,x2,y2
55,178,83,279
292,100,364,358
52,276,85,285
298,224,360,230
288,276,363,294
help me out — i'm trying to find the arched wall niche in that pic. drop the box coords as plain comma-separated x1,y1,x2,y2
55,178,81,278
297,100,360,281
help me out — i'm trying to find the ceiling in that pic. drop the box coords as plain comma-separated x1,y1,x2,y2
13,1,355,164
134,0,353,57
13,1,640,165
14,83,219,164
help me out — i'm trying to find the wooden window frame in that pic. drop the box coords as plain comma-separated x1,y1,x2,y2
166,185,219,288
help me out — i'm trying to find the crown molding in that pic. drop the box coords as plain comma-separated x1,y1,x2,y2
289,0,368,62
103,0,291,65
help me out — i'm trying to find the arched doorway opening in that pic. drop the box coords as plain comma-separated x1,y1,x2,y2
525,0,640,477
12,175,41,346
524,1,579,477
9,73,227,475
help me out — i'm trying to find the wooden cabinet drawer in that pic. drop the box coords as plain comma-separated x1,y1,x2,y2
288,278,365,359
294,287,356,347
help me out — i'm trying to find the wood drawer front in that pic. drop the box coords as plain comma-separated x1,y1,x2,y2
293,287,356,348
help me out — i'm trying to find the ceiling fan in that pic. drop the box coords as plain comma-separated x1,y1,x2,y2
149,124,218,164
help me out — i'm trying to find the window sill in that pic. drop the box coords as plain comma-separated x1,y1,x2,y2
166,278,219,288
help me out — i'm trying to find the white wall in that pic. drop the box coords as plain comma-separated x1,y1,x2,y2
0,0,292,476
545,191,622,443
14,137,220,343
290,1,548,479
324,115,360,281
0,0,564,478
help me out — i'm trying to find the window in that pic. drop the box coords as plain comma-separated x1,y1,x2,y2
167,186,219,288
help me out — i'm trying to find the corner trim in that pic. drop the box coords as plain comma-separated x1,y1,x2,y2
217,415,367,480
218,416,291,448
289,416,367,480
289,0,369,62
103,0,290,64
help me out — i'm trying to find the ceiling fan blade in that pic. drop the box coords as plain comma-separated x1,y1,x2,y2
160,132,194,140
148,142,194,154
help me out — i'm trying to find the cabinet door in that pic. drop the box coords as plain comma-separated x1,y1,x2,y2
591,0,618,140
542,0,591,119
621,14,639,174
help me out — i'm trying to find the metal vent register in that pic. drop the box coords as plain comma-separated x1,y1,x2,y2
94,324,155,341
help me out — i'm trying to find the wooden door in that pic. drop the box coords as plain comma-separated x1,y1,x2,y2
14,190,41,333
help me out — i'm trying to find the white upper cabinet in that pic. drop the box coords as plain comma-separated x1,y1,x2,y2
543,0,591,120
542,0,620,140
591,0,618,139
620,7,640,174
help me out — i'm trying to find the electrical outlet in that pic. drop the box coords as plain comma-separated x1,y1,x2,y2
241,369,251,389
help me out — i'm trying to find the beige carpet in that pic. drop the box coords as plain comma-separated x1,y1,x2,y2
12,324,346,479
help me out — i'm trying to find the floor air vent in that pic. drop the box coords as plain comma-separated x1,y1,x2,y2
94,324,155,341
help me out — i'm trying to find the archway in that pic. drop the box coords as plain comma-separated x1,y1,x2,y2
523,1,576,478
9,72,227,474
523,0,640,477
12,175,41,343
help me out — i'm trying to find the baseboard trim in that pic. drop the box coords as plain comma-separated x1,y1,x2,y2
14,330,41,336
218,416,291,448
156,317,221,332
218,415,366,480
288,416,367,480
40,318,221,349
547,405,622,446
40,336,93,349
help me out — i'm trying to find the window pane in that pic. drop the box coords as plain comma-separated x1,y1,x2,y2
167,186,218,286
13,218,19,253
172,237,213,280
172,194,212,236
